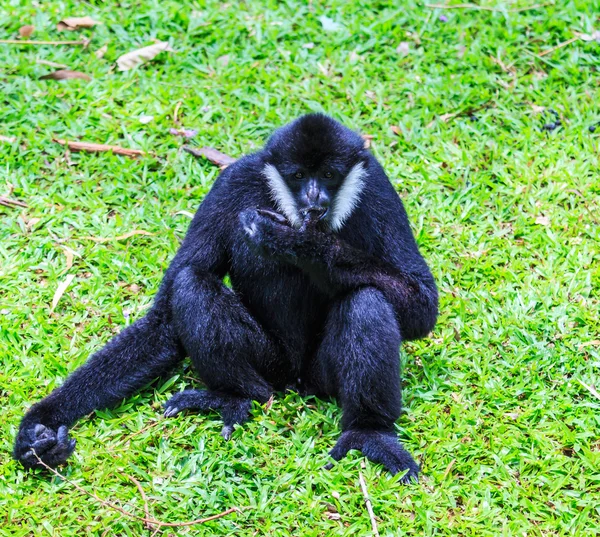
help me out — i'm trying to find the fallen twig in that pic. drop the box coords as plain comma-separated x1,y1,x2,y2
0,39,88,46
442,458,456,480
36,59,69,69
426,2,551,12
53,138,145,158
183,145,236,168
81,230,154,243
125,475,152,528
30,450,243,529
0,195,27,208
359,464,379,537
538,36,579,57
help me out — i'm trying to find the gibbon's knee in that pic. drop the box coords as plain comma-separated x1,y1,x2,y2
323,287,402,431
344,287,401,346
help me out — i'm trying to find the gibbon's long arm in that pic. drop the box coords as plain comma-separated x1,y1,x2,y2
14,183,229,469
240,208,438,341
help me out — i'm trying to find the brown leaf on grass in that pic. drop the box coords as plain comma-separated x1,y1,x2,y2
62,246,76,270
24,216,41,231
578,340,600,349
183,146,236,168
390,125,402,136
53,139,144,158
361,134,374,149
19,25,35,38
51,274,75,311
82,230,154,243
0,135,17,143
580,30,600,42
40,69,91,81
535,215,550,226
440,112,458,122
95,44,107,59
116,41,173,71
57,16,100,31
0,195,27,208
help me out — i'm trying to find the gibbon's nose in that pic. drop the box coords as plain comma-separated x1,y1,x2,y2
303,179,330,215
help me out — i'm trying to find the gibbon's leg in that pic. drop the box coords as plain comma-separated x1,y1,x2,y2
164,266,276,438
14,305,182,469
312,287,420,482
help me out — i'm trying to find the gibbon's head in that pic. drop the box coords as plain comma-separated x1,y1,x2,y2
263,113,368,231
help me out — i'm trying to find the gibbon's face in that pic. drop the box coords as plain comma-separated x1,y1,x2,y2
263,114,367,231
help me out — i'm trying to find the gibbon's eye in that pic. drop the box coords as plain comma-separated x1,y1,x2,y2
295,171,304,179
324,171,333,178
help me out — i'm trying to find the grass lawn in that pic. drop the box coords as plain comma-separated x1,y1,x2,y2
1,0,599,535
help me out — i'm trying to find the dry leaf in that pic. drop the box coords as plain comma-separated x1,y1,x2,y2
116,41,173,71
361,134,374,148
25,217,41,231
319,15,341,31
19,25,35,38
51,274,75,311
174,210,195,219
580,30,600,42
95,44,107,59
349,50,361,62
57,16,100,31
183,146,236,168
578,340,600,349
217,54,230,66
440,112,458,122
62,246,76,270
0,135,17,144
139,114,154,124
396,41,410,55
325,512,341,520
40,70,91,81
83,230,154,243
535,215,550,226
170,128,198,138
390,125,402,136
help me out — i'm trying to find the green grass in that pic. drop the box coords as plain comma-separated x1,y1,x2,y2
1,0,599,535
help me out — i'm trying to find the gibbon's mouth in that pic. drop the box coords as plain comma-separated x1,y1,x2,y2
300,206,329,223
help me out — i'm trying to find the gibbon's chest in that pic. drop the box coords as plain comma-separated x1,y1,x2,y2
228,249,328,349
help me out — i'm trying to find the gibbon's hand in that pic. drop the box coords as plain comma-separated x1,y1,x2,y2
240,208,336,262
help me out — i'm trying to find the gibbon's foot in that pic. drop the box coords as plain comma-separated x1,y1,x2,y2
14,424,76,469
164,390,253,440
326,430,420,484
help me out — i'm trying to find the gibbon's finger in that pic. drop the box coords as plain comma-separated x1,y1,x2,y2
256,208,290,226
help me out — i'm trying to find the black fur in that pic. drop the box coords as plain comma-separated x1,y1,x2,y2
14,114,438,482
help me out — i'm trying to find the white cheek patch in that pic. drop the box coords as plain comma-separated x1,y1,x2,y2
329,162,366,231
263,164,302,228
